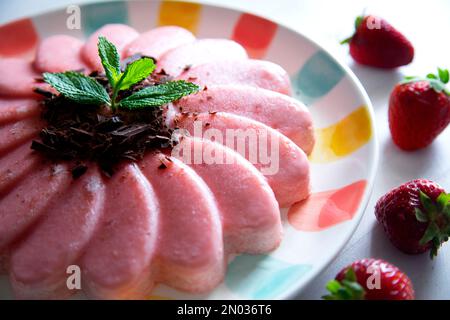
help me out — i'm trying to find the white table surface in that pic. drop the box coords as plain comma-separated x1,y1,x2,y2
1,0,449,300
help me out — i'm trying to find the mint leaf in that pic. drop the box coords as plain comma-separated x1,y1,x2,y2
117,57,156,91
119,81,200,109
98,36,121,86
43,71,110,105
98,37,157,110
44,37,199,111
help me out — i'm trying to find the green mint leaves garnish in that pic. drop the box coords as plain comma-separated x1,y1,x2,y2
322,268,365,300
401,68,450,96
42,72,110,105
43,36,200,110
119,80,200,109
98,36,157,109
98,36,121,87
117,57,156,91
415,190,450,258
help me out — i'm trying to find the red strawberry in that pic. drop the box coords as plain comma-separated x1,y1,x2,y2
375,179,450,257
323,258,414,300
341,15,414,68
389,69,450,150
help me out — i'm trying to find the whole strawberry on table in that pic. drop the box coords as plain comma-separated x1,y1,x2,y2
337,11,450,301
375,179,450,257
323,258,414,300
389,68,450,150
324,180,449,300
341,14,414,68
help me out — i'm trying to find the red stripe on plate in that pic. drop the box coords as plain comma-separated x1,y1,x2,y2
231,13,277,59
0,19,38,57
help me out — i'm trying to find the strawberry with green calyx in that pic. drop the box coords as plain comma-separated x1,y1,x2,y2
389,68,450,150
375,179,450,258
341,15,414,68
323,259,414,300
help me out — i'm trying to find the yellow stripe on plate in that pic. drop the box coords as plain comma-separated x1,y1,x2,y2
309,106,372,163
158,1,202,34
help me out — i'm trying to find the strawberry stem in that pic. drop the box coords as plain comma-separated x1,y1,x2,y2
340,36,352,45
354,15,364,29
340,14,366,45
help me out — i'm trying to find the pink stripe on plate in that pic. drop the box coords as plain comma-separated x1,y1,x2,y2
288,180,367,231
0,19,38,57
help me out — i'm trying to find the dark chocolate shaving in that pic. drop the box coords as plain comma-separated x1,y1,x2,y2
183,64,192,72
71,163,88,179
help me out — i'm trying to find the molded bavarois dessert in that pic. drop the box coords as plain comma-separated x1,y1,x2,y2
0,24,314,299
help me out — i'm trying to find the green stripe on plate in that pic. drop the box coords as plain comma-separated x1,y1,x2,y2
225,254,311,299
81,1,129,36
292,50,345,105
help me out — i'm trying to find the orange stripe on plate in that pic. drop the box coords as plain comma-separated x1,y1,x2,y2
288,180,367,231
0,19,38,57
309,106,372,163
158,1,202,34
232,13,277,59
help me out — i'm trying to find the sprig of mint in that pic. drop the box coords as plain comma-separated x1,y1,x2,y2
43,71,110,105
97,36,157,109
97,35,122,87
43,36,200,110
401,67,450,95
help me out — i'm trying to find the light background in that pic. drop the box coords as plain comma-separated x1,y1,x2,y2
1,0,449,299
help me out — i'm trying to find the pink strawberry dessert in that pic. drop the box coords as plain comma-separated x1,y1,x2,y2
0,24,314,299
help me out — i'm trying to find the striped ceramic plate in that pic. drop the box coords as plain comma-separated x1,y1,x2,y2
0,0,378,299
